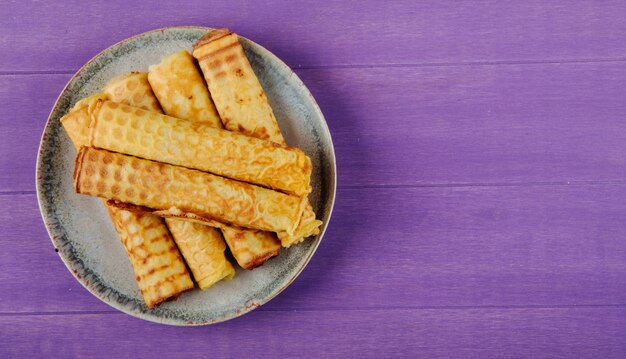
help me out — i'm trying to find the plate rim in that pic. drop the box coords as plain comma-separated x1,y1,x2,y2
35,25,337,326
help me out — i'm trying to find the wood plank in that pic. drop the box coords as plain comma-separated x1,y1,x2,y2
1,308,625,358
4,62,626,191
303,63,626,187
2,1,626,71
4,183,626,313
0,74,70,192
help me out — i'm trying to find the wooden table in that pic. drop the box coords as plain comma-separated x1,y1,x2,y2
2,1,626,357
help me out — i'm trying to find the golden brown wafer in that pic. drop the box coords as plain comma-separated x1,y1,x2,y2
107,207,194,307
104,73,162,113
86,99,312,196
61,101,193,308
165,219,235,289
106,72,236,285
193,29,322,247
148,50,222,128
192,28,284,144
147,57,281,269
74,147,306,236
220,227,280,269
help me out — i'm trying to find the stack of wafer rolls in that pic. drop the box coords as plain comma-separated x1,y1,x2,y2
192,28,322,247
61,93,194,309
85,99,312,196
63,28,323,307
74,146,306,235
148,50,281,269
103,72,235,288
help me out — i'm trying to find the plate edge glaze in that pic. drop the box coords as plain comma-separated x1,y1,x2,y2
35,26,337,326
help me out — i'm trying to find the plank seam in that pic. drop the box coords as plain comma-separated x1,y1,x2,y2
0,70,75,75
292,57,626,70
3,56,626,75
4,180,626,196
2,303,626,317
0,191,37,196
338,179,626,190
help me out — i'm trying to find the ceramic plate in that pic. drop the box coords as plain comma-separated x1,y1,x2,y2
36,26,336,326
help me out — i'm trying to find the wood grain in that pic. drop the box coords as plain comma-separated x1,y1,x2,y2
5,61,626,191
0,74,69,192
4,183,626,313
2,1,626,356
1,308,625,358
2,1,626,71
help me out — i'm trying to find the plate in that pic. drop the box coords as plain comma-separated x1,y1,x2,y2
36,26,336,326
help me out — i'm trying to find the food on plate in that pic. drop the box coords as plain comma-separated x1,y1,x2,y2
86,99,312,196
104,72,162,112
148,50,222,127
73,147,307,236
61,97,194,308
107,207,194,307
165,219,235,289
192,28,284,144
60,28,325,308
148,55,280,268
219,227,282,269
104,73,235,288
193,28,322,247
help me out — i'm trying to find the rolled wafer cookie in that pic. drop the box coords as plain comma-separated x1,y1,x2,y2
147,56,280,269
104,72,162,113
193,29,322,247
105,72,236,284
107,207,194,307
86,99,312,196
192,28,284,144
73,147,307,236
220,227,282,269
60,97,193,308
165,219,235,289
147,50,222,128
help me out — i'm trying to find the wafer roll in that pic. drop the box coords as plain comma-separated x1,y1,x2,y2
104,72,162,113
107,207,193,307
74,147,306,236
148,50,222,128
61,100,193,308
165,219,235,289
192,28,284,144
147,57,280,268
106,72,236,284
86,99,312,196
193,28,322,247
220,227,281,269
279,202,323,247
147,59,280,269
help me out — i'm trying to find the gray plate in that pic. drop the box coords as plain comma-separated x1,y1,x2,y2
36,26,336,326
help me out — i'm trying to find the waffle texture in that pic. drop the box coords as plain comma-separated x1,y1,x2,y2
220,227,280,269
109,73,236,285
74,147,306,235
147,60,280,268
107,207,194,307
193,28,323,247
148,50,222,128
104,72,162,113
61,102,193,308
277,202,323,247
192,28,284,144
165,219,235,289
87,99,312,196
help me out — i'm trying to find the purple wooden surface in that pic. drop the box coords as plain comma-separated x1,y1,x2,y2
4,185,626,313
2,308,625,358
5,63,626,191
2,1,626,358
